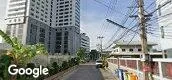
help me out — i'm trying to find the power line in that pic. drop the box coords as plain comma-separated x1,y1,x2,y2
149,0,171,15
104,22,139,50
102,0,138,49
93,0,126,16
127,31,138,45
98,0,118,37
104,0,138,45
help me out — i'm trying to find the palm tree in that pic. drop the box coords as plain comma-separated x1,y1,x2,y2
0,30,47,66
0,30,48,79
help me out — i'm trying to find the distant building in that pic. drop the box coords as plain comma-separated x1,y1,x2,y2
110,41,163,58
156,0,172,51
112,41,157,53
80,33,90,53
5,0,80,55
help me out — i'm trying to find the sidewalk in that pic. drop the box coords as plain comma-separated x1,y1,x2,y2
100,68,118,80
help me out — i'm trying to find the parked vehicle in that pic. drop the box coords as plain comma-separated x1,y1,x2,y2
96,60,103,68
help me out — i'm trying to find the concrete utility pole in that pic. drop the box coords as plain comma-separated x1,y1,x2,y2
138,0,152,80
97,36,104,58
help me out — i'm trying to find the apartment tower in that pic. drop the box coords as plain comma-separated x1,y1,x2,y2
5,0,80,55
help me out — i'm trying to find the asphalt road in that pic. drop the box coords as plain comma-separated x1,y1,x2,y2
64,62,104,80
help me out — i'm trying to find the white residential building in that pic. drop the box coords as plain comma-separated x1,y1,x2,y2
156,0,172,57
80,33,90,53
110,41,163,58
156,0,172,50
112,42,156,53
5,0,81,55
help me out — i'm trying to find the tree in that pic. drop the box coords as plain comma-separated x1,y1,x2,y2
0,30,47,66
0,30,48,80
89,50,100,60
101,54,109,68
76,48,86,62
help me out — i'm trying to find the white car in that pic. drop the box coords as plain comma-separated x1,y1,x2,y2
96,60,103,68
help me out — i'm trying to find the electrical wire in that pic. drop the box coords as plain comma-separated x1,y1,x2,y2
103,0,138,49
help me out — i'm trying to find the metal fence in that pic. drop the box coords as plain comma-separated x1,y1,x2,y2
107,58,172,80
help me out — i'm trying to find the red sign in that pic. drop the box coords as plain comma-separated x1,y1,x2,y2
143,66,151,72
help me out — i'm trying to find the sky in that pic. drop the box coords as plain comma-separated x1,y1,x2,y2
80,0,158,50
0,0,158,50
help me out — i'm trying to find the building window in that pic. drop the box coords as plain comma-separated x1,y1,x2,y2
122,49,126,52
129,49,133,52
36,15,39,18
116,49,118,52
160,26,165,38
64,23,68,25
6,25,11,35
59,23,63,26
138,49,142,52
59,20,63,22
158,5,161,16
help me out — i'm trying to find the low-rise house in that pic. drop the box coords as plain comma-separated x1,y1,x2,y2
110,41,163,58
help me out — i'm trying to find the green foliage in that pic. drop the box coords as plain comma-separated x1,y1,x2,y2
0,55,12,80
0,30,48,80
52,62,60,73
0,30,16,48
46,58,80,78
76,48,86,62
0,30,48,67
61,61,69,70
101,54,109,68
48,67,55,76
89,50,100,60
26,63,35,69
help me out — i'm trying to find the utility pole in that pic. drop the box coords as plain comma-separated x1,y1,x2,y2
97,36,104,58
138,0,152,80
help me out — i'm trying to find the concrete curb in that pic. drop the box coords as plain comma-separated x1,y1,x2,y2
44,65,79,80
99,68,118,80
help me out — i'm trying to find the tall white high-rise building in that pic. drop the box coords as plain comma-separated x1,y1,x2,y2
5,0,81,55
50,0,80,28
50,0,81,55
80,33,90,53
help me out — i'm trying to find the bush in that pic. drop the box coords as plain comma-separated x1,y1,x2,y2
0,63,5,79
48,67,55,76
44,58,80,78
52,62,60,73
0,55,12,80
75,57,80,65
61,61,69,70
26,63,35,69
71,58,76,66
68,60,73,67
